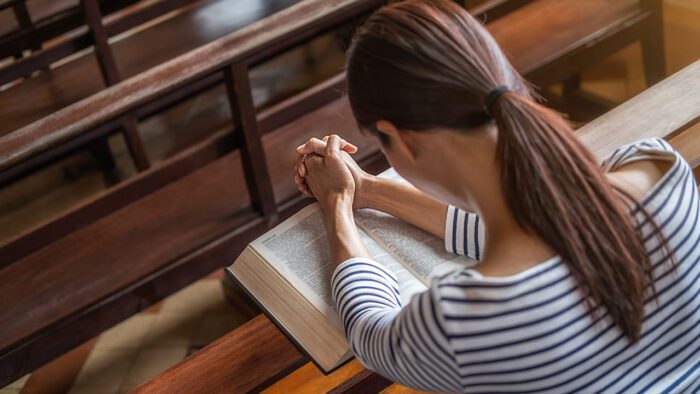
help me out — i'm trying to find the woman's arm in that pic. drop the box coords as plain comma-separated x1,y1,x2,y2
301,138,460,391
332,259,462,392
296,136,486,260
361,176,448,238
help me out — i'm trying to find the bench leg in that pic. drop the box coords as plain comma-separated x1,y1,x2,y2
89,138,123,186
641,0,666,86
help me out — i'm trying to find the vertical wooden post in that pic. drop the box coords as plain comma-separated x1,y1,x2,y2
81,0,150,172
224,61,277,220
640,0,666,86
11,0,40,57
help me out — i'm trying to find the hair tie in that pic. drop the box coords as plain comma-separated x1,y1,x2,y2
484,86,510,116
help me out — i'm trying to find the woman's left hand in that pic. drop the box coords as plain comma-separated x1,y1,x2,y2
302,135,356,210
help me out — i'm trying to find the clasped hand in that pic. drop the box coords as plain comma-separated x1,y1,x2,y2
293,135,371,210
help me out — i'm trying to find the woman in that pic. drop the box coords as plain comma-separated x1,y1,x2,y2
293,0,700,392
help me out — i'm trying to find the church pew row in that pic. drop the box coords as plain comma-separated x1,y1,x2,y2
0,0,663,183
0,0,384,386
0,0,308,134
134,59,700,394
0,0,665,386
0,0,307,179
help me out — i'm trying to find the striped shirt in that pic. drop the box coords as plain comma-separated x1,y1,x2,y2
331,138,700,393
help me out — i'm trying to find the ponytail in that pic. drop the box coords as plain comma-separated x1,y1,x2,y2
490,93,663,341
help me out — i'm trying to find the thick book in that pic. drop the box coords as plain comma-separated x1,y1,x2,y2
226,169,475,373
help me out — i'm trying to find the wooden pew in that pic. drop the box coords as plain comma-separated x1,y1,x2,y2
0,0,304,179
0,0,670,386
134,59,700,393
0,0,385,386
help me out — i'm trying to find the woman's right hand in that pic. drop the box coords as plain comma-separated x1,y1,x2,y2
294,136,376,209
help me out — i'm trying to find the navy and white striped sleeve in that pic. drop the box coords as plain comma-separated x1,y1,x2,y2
331,257,461,392
444,205,485,260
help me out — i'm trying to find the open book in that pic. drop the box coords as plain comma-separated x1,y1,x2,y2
226,169,476,373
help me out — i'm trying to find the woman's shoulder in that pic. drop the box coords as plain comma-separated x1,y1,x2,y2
601,138,680,172
433,256,568,296
602,138,694,204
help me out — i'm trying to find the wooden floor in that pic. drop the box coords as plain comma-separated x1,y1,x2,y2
0,0,699,392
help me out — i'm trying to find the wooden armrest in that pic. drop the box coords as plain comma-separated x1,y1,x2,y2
578,60,700,161
132,314,306,393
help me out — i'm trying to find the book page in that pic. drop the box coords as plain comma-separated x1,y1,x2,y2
355,168,477,285
252,204,426,326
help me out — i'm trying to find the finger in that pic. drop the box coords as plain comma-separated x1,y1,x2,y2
296,137,357,155
296,138,326,156
342,142,358,154
296,155,306,177
328,135,357,153
326,134,341,156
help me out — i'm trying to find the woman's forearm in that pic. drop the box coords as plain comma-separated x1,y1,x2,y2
324,194,372,265
362,177,449,239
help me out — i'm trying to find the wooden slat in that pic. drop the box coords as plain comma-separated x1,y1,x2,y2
131,313,307,393
0,0,382,172
578,60,700,160
81,0,151,171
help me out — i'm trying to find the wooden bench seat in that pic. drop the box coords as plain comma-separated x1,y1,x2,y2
136,59,700,393
0,0,667,386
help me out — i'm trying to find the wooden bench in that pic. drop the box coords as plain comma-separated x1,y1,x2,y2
0,0,664,182
134,59,700,394
0,0,306,179
0,0,386,386
0,0,668,386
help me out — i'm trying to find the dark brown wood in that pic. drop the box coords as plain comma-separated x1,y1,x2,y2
131,315,307,394
640,0,666,86
470,0,535,22
0,73,224,187
0,0,383,173
258,72,347,134
10,1,39,54
0,0,141,60
81,0,151,172
328,369,392,394
0,0,199,86
0,206,268,386
0,71,355,265
0,128,236,267
227,62,284,219
0,95,377,386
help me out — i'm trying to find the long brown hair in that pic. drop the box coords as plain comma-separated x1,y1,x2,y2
346,0,669,342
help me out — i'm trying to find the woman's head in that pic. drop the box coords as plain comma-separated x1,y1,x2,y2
346,0,670,342
346,0,537,203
